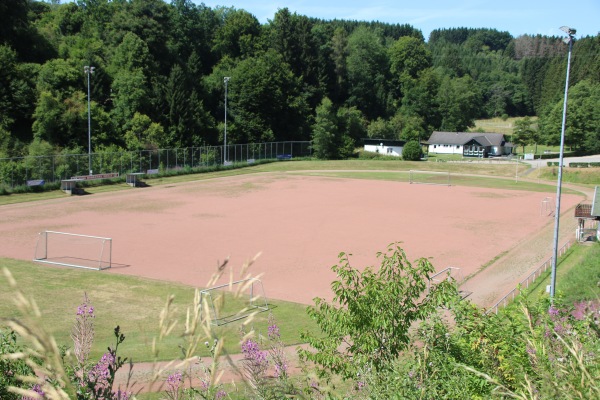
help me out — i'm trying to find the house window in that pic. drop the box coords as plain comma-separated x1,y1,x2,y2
456,145,460,149
386,148,393,154
433,145,437,149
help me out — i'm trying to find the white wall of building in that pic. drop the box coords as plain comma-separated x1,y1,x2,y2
428,144,463,154
364,144,403,157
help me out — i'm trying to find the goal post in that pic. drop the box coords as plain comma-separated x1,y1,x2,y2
33,231,112,270
409,170,451,186
200,278,269,326
428,266,471,298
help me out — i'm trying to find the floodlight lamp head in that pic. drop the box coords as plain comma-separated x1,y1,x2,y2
224,76,230,83
560,26,576,36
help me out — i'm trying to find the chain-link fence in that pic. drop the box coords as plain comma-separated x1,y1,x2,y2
0,141,311,188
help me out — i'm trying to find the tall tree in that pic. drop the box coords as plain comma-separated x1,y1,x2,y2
346,26,390,120
311,97,338,159
512,116,538,153
540,80,600,150
437,75,482,131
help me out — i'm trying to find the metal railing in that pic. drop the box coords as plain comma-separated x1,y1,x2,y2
486,240,572,315
0,141,311,188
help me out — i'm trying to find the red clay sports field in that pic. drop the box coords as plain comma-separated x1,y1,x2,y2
0,172,582,305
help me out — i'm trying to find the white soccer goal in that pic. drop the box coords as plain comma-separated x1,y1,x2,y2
200,278,269,326
409,170,451,186
33,231,112,270
540,197,554,216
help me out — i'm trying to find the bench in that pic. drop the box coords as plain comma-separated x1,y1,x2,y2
126,172,145,187
26,179,45,187
276,154,292,161
61,173,119,195
60,179,83,195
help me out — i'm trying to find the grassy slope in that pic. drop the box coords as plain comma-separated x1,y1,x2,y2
525,243,600,304
0,259,318,362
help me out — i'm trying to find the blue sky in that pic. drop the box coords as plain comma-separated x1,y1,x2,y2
195,0,599,40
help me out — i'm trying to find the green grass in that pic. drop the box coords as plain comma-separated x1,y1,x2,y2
525,243,600,303
294,170,575,193
0,258,319,363
473,117,530,135
537,167,600,186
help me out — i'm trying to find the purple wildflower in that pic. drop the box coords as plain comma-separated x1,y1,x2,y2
199,379,209,391
22,384,45,400
549,306,559,317
268,323,280,339
87,352,116,392
113,389,131,400
241,339,269,366
166,372,182,390
274,359,288,378
215,390,227,399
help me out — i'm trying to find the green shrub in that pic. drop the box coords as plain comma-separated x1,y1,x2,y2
402,141,423,161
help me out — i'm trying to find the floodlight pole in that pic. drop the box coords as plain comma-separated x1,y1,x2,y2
224,77,230,164
549,26,575,302
84,65,95,175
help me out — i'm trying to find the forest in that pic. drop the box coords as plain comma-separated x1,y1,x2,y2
1,0,599,160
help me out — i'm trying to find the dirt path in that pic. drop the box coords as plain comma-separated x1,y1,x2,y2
113,344,309,394
462,182,594,308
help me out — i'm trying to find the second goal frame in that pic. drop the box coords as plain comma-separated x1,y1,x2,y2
33,230,112,271
409,170,451,186
200,278,269,326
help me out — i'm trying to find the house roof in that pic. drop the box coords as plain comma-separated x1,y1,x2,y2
427,131,508,147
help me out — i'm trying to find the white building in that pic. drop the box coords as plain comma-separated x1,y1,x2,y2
426,131,513,158
363,139,406,157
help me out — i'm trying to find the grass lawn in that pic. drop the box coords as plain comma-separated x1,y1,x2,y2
525,243,600,304
0,258,319,363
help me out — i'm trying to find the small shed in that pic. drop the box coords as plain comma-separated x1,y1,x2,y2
363,139,406,157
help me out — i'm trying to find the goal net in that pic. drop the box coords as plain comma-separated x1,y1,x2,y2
409,170,451,186
200,278,269,326
33,231,112,270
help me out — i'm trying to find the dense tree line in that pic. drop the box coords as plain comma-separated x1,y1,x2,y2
0,0,598,159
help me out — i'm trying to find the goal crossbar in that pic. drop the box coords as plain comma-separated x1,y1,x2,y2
200,278,269,326
33,230,112,270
